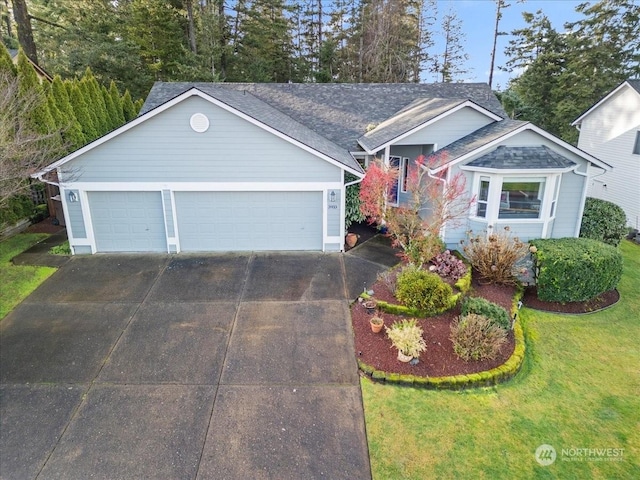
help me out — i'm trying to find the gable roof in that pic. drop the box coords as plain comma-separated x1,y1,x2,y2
572,79,640,126
141,82,507,152
35,87,364,178
357,98,502,153
425,119,612,173
466,146,576,170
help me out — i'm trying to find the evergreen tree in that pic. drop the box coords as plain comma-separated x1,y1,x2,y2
102,85,118,131
51,75,85,150
16,50,55,134
69,82,97,142
133,98,144,115
0,43,16,76
109,80,125,125
432,9,469,82
121,89,137,122
81,68,110,135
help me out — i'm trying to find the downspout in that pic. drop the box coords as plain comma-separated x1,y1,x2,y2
426,165,448,242
342,173,364,250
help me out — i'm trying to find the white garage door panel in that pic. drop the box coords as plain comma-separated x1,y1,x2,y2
89,191,167,252
175,191,322,251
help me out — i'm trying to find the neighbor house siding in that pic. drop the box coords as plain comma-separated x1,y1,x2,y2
60,96,342,184
578,86,640,229
395,107,495,148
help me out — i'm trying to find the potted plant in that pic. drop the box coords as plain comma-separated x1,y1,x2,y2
386,319,427,362
363,299,377,314
345,232,359,248
369,316,384,333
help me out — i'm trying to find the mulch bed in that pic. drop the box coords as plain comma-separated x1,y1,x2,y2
522,287,619,314
352,273,517,377
24,217,65,234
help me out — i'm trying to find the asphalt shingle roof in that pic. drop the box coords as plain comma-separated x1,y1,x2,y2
466,145,576,169
424,119,527,169
141,82,506,153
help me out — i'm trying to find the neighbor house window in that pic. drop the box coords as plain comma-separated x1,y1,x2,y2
633,131,640,155
498,178,545,219
476,177,490,218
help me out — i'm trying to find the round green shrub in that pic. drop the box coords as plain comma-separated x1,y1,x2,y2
461,296,511,330
530,237,623,302
395,267,453,313
580,197,628,246
450,313,508,361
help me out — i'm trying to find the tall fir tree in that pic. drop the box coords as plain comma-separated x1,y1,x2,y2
121,89,137,122
16,50,55,134
68,82,97,142
109,81,126,125
50,75,85,150
102,85,119,131
433,9,469,82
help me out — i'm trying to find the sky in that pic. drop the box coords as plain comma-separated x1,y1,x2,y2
428,0,586,87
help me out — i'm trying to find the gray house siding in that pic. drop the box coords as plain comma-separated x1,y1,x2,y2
395,107,495,148
64,190,86,238
551,170,586,238
60,96,341,184
327,189,341,237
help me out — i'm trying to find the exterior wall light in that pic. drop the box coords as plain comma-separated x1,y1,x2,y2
329,191,336,202
68,191,78,202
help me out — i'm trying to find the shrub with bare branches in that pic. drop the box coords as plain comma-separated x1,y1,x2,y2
461,226,529,285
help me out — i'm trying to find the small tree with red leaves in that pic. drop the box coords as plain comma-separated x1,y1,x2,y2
359,153,475,267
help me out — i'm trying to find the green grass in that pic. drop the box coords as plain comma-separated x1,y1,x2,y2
49,240,71,255
0,233,57,320
363,240,640,479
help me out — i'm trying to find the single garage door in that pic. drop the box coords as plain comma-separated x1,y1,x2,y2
89,191,167,252
175,191,323,251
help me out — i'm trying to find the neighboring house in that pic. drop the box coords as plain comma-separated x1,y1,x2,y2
34,82,611,254
572,79,640,229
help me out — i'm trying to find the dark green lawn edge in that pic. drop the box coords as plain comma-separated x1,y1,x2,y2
358,286,525,390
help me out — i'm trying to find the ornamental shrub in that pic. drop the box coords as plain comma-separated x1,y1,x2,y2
580,197,628,246
462,226,529,285
396,267,453,313
386,318,427,358
530,237,623,302
461,296,511,330
429,249,467,281
450,313,508,361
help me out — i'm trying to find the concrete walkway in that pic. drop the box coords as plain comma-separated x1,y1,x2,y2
1,238,399,479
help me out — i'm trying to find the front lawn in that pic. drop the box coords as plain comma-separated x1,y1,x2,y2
362,240,640,479
0,233,57,320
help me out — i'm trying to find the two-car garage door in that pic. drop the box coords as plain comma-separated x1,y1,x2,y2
175,191,323,251
88,190,323,252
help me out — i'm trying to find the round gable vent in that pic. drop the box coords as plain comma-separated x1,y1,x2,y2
190,113,209,133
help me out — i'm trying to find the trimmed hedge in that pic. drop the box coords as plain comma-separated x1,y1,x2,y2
580,197,628,246
396,268,454,314
461,296,511,330
530,237,623,303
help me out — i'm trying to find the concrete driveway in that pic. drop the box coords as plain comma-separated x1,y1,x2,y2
1,239,398,479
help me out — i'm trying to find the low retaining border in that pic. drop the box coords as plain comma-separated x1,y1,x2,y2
358,286,526,390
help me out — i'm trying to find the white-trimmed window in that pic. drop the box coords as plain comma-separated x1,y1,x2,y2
471,173,561,223
476,176,490,218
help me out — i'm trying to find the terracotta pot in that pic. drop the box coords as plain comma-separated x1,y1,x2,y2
370,317,384,333
346,233,358,248
397,351,413,363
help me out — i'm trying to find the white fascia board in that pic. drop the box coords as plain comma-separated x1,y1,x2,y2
61,181,343,192
571,81,635,126
459,165,576,175
34,88,363,178
434,123,612,174
358,101,503,155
